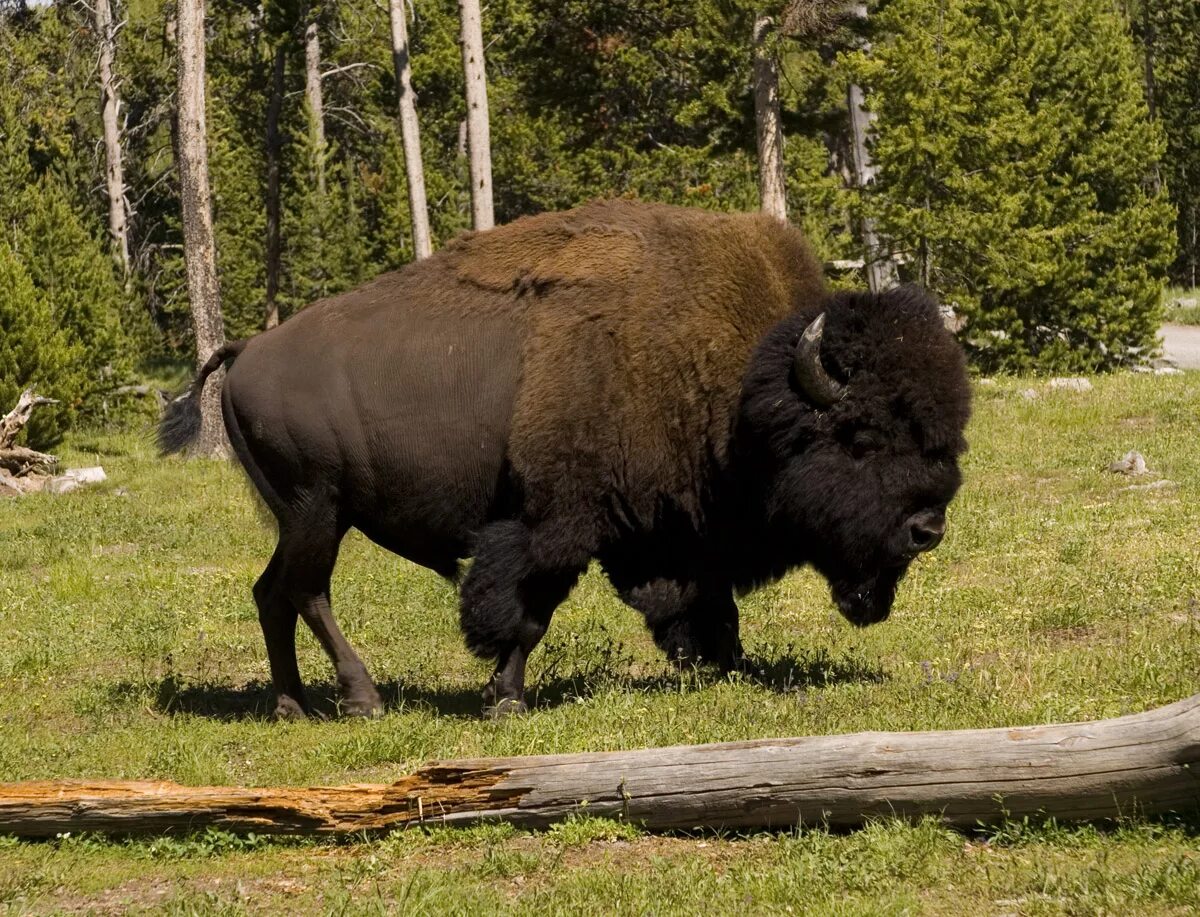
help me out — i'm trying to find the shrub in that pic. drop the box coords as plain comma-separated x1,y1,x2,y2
857,0,1176,372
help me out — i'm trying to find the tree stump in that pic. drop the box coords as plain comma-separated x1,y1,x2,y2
0,388,58,483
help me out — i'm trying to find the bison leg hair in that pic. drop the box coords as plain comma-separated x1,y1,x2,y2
615,577,743,671
461,520,582,716
2,694,1198,837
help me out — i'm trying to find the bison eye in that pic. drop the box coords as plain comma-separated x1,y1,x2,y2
849,430,884,460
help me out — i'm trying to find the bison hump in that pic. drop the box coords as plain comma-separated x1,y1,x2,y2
451,209,646,295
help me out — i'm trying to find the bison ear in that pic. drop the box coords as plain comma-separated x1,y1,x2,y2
792,313,847,408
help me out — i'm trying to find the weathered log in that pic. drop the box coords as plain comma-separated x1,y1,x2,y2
0,446,59,478
2,695,1197,838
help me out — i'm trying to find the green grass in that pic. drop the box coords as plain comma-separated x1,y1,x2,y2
1163,286,1200,324
2,373,1200,913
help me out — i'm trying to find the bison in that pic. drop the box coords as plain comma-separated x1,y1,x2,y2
160,200,971,719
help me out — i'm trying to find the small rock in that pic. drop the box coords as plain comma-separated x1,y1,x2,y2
65,466,107,485
1108,451,1148,476
114,486,130,497
1049,377,1093,393
1122,479,1176,493
977,378,998,387
45,466,106,495
1019,388,1039,400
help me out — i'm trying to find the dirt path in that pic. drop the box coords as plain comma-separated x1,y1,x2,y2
1160,323,1200,369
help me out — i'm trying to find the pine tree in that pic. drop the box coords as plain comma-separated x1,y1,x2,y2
1128,1,1200,288
12,177,133,416
858,0,1175,372
0,240,83,448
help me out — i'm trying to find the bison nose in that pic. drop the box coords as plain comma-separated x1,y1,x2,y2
907,511,945,553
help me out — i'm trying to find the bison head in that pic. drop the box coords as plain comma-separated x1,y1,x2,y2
734,285,971,626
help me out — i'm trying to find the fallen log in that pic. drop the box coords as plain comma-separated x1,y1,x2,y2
4,694,1198,837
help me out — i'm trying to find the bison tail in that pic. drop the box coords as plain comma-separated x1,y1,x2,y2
157,340,248,456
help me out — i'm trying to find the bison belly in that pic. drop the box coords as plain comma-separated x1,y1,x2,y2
222,306,523,577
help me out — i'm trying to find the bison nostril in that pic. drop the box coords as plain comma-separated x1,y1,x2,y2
907,513,946,553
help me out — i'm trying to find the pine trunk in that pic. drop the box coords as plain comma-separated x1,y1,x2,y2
264,43,285,330
389,0,432,260
304,17,326,196
94,0,130,277
847,2,898,293
752,13,788,222
176,0,228,458
459,0,494,230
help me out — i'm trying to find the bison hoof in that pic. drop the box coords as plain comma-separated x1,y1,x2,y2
340,692,385,719
273,696,309,721
483,697,528,720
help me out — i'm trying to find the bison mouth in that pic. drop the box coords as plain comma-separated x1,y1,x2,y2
830,565,907,627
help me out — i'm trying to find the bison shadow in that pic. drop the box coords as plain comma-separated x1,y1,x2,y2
140,648,885,721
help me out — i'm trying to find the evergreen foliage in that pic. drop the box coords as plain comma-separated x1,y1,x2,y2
1127,1,1200,288
0,240,82,448
0,0,1190,404
858,0,1175,372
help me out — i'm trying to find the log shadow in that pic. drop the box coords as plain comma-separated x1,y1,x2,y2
124,647,885,721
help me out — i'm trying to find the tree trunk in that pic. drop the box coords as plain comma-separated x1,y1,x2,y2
459,0,494,230
752,13,788,222
2,694,1198,837
94,0,130,277
389,0,432,260
264,43,286,330
304,15,326,196
846,2,898,293
176,0,228,458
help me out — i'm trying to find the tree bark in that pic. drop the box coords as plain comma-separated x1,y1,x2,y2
846,2,898,293
93,0,130,277
753,13,788,222
304,15,326,196
176,0,228,458
2,694,1198,837
459,0,493,230
389,0,432,260
264,43,286,330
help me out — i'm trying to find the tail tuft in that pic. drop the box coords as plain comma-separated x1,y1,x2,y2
157,391,203,456
156,340,247,456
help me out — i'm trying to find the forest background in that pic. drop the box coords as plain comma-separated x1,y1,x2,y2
0,0,1197,447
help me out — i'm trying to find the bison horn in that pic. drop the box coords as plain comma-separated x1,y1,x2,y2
793,313,846,408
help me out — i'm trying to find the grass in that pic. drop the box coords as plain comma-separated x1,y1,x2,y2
2,372,1200,913
1162,286,1200,325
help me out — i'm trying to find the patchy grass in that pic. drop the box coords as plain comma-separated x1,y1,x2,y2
2,372,1199,912
1163,285,1200,325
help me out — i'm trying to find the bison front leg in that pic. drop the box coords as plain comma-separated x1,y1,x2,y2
619,578,744,672
460,521,582,718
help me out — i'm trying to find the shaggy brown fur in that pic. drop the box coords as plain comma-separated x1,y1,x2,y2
441,200,826,568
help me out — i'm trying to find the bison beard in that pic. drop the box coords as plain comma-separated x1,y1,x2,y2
158,200,971,719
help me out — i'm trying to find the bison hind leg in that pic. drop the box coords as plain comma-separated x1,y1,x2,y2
460,520,582,716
